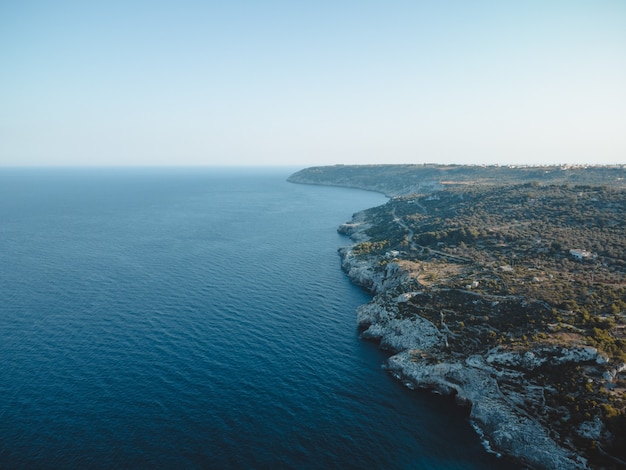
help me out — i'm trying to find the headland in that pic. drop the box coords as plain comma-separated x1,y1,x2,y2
289,164,626,469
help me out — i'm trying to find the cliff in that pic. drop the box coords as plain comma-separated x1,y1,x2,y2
339,213,626,469
289,165,626,469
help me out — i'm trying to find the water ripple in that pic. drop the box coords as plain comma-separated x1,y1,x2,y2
0,169,509,469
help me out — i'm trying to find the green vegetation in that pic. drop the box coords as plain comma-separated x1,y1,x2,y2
352,240,390,256
348,180,626,466
293,164,626,466
289,164,626,197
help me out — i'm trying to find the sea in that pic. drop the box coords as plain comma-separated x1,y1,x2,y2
0,167,510,469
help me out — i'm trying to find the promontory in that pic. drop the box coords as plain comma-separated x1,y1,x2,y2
289,164,626,469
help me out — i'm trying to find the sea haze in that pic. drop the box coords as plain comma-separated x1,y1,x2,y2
0,168,508,469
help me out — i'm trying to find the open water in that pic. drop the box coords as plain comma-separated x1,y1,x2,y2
0,168,509,469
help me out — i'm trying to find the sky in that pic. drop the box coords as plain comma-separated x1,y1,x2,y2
1,1,625,167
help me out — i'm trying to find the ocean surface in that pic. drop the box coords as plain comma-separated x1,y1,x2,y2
0,168,509,469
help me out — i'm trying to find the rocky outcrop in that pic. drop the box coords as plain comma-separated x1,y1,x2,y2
338,248,409,295
337,211,595,469
290,165,626,468
337,211,372,242
386,352,588,469
356,291,443,351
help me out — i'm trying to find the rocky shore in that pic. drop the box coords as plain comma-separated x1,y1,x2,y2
290,164,626,468
338,214,617,470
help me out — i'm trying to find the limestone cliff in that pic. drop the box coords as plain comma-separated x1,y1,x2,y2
288,165,626,468
339,216,593,469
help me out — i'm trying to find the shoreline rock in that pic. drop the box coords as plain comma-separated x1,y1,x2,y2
338,210,590,469
288,164,626,468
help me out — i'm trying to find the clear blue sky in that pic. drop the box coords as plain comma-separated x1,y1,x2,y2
1,1,625,167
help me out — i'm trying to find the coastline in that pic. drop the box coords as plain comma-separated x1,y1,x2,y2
289,164,626,469
338,212,588,469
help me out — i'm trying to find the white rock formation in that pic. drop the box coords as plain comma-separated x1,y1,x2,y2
338,212,591,469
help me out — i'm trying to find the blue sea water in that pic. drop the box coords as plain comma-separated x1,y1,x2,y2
0,168,509,469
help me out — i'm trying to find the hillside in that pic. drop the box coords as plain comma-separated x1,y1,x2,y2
287,164,626,197
289,165,626,469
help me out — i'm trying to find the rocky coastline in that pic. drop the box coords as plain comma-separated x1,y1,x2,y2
339,217,596,469
291,164,626,469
